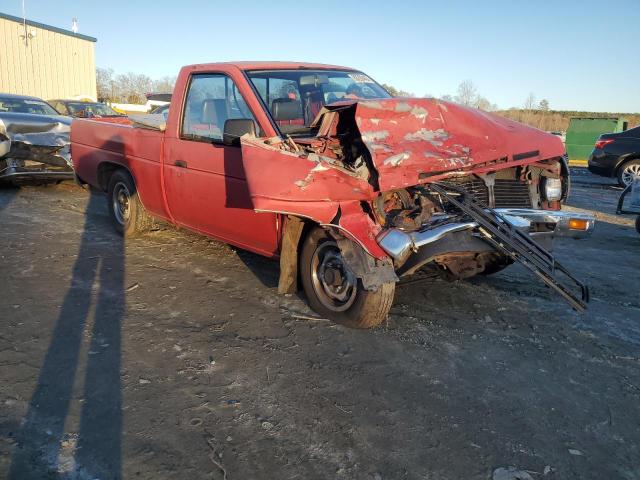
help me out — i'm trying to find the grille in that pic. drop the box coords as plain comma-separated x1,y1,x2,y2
447,177,489,204
494,179,532,208
446,177,532,208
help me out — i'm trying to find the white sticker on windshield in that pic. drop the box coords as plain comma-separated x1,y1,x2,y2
348,73,373,83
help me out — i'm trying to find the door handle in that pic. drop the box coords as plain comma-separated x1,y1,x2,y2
174,160,187,168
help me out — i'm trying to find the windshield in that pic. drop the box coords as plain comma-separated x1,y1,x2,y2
66,102,120,117
0,97,59,115
246,69,391,135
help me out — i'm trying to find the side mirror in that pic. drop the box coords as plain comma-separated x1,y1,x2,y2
223,119,256,146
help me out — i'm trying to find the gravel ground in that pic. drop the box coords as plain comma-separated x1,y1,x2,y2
0,169,638,480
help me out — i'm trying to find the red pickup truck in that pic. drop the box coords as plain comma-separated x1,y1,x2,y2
71,61,594,328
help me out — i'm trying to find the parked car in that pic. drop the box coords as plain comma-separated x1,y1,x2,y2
48,99,124,118
71,62,594,328
0,93,74,185
588,126,640,186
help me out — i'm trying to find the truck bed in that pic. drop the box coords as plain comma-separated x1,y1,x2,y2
71,117,168,219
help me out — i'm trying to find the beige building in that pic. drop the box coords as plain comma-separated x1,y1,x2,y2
0,12,97,100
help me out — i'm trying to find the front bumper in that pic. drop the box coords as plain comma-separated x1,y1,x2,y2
495,208,595,239
378,208,595,264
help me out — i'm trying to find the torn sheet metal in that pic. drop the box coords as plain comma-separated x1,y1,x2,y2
0,112,73,182
331,200,387,258
241,135,374,223
335,234,398,290
242,98,566,210
240,98,566,259
352,98,566,191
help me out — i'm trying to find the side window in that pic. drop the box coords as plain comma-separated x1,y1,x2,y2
181,74,257,143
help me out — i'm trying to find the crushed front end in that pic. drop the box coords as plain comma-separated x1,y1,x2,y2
0,113,74,185
374,161,594,279
240,97,595,310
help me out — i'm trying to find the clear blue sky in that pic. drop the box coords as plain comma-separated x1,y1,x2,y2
5,0,640,112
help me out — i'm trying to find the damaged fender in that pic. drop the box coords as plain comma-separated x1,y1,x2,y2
241,135,374,222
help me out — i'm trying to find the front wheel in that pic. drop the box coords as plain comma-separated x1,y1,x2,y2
107,169,154,237
300,227,395,328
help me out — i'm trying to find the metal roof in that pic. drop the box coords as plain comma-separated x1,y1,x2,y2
0,11,97,42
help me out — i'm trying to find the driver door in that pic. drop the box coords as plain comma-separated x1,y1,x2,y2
162,73,278,257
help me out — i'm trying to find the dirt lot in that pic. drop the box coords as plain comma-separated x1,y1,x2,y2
0,171,639,480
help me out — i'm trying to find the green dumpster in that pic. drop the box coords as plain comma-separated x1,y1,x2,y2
565,117,628,160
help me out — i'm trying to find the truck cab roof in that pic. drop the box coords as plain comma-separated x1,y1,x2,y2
181,61,355,72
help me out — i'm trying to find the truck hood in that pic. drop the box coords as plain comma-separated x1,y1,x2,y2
240,97,565,225
349,98,565,191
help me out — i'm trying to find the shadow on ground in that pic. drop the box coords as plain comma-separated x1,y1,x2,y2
8,190,124,480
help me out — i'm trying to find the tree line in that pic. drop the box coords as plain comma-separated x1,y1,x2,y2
96,68,638,130
385,79,638,132
96,67,176,104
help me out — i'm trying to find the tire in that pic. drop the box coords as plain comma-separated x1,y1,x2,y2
299,227,395,328
617,159,640,187
106,169,154,237
635,216,640,235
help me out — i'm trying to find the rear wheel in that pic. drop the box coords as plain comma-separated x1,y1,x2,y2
300,227,395,328
617,159,640,187
107,170,154,237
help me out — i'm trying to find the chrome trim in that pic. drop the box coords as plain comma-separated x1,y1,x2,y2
378,208,596,262
374,229,413,262
494,208,595,238
412,222,478,248
378,222,477,262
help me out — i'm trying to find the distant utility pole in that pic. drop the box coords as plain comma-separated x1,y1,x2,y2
21,0,28,46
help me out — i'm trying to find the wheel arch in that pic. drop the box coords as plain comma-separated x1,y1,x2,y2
614,154,640,176
277,216,382,294
97,161,135,192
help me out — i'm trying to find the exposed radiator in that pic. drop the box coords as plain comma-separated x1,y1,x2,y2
447,176,533,208
494,179,533,208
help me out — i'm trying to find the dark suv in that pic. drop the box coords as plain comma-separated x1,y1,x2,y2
588,126,640,186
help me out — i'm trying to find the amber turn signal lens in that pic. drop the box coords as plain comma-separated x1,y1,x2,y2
568,219,589,231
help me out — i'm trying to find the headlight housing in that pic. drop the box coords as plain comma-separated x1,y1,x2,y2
544,177,563,201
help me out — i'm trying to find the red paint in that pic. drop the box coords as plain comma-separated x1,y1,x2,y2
71,62,567,262
353,98,565,191
335,201,387,258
